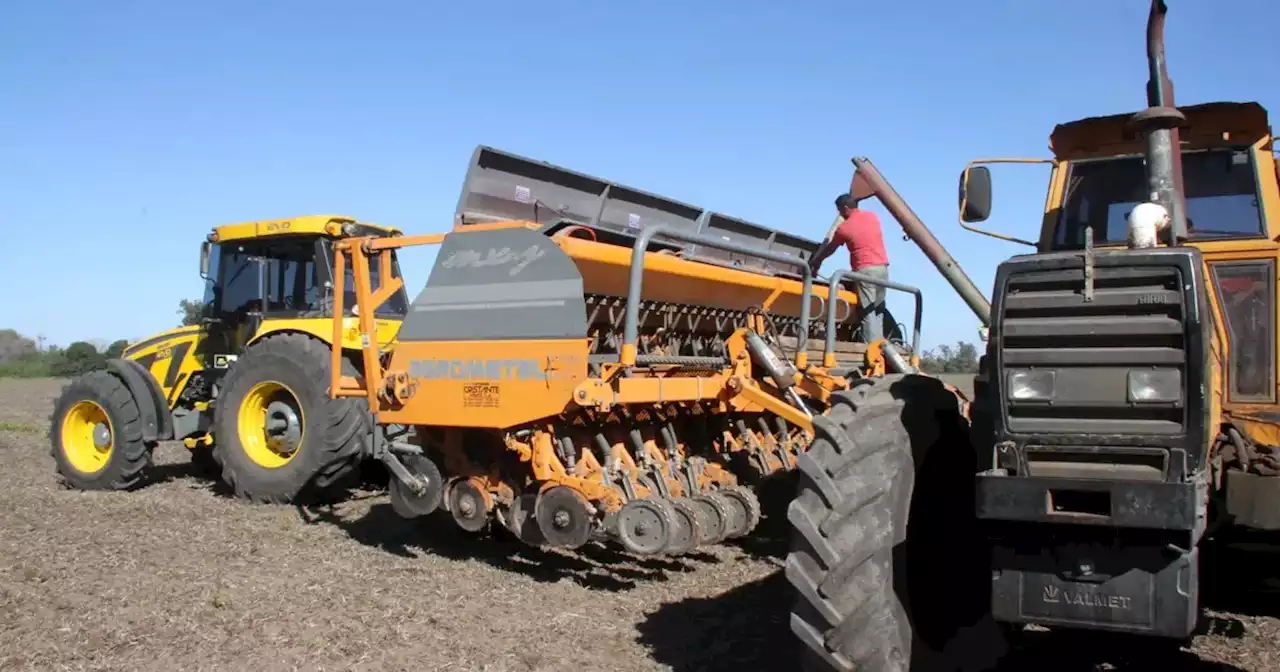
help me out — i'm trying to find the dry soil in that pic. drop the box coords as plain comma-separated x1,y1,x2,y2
1,377,1277,671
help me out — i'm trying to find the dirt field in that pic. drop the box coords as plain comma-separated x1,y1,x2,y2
1,376,1277,671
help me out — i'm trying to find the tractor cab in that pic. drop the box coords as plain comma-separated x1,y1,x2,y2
1044,102,1279,408
1041,102,1275,253
195,215,410,363
110,215,409,421
961,100,1280,430
49,213,411,502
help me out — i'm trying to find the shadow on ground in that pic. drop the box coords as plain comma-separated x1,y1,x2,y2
634,466,1276,670
143,441,1270,671
143,459,232,494
631,524,1274,671
636,569,797,672
1201,535,1280,622
636,515,1266,672
636,563,1251,672
302,500,732,592
994,629,1249,672
141,450,394,502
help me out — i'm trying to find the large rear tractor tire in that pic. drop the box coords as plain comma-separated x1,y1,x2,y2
787,374,1005,672
210,333,366,504
48,370,154,491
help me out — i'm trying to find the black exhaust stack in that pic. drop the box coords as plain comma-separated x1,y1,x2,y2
1132,0,1189,244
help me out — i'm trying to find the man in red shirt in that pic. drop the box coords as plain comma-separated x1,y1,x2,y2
808,193,891,342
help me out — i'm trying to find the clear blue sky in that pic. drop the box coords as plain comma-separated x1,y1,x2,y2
3,0,1278,351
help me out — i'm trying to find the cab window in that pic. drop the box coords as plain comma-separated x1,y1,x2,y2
216,246,264,318
1210,260,1276,403
1052,147,1265,250
201,243,222,308
340,255,410,317
263,239,325,315
319,239,410,318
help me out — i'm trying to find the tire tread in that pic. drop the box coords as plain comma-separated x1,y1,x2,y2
212,333,367,504
788,374,961,672
49,370,153,490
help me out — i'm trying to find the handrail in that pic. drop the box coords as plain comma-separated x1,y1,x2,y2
823,269,923,368
623,224,816,368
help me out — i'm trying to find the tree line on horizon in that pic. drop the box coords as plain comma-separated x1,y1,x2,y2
0,300,204,378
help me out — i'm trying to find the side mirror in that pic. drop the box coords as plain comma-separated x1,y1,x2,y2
959,166,993,223
199,242,211,279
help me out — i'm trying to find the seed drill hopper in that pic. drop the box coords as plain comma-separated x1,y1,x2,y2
327,145,933,555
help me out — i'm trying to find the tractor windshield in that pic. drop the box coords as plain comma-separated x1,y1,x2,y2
312,239,411,318
340,254,410,318
1050,147,1265,250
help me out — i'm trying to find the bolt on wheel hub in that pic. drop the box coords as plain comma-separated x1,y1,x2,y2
616,499,673,556
92,423,111,448
457,494,476,517
238,381,307,469
534,486,592,549
449,479,491,532
60,399,114,475
264,400,302,454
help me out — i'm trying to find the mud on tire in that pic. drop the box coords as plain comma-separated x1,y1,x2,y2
211,333,367,504
48,370,154,490
787,374,1003,672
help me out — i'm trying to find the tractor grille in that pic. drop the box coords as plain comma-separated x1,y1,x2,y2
997,264,1188,436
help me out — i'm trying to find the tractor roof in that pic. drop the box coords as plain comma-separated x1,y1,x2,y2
209,215,402,244
1049,101,1272,160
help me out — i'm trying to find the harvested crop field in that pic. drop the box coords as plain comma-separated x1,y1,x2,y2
1,376,1278,671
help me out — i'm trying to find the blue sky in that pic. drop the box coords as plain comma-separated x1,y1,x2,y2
3,0,1278,351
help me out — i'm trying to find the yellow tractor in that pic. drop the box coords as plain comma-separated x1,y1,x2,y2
938,0,1280,657
48,215,408,503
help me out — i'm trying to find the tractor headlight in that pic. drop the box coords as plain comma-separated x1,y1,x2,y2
1007,369,1055,402
1127,368,1181,403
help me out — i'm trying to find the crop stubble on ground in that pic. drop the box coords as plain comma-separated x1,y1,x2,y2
0,376,1277,671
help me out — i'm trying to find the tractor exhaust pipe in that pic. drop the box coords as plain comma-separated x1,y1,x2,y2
1132,0,1188,244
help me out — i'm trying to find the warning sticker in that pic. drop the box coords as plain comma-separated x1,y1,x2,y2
515,185,532,203
462,383,500,408
627,213,641,229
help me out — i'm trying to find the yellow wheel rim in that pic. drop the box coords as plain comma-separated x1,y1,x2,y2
61,400,113,474
237,381,305,469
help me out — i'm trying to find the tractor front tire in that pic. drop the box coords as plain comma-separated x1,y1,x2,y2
48,370,154,491
787,374,1004,672
211,333,366,504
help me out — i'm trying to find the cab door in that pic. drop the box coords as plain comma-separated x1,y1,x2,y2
202,242,267,369
1205,256,1276,407
1194,144,1280,418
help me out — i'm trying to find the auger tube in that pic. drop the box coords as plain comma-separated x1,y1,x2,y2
850,157,992,327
